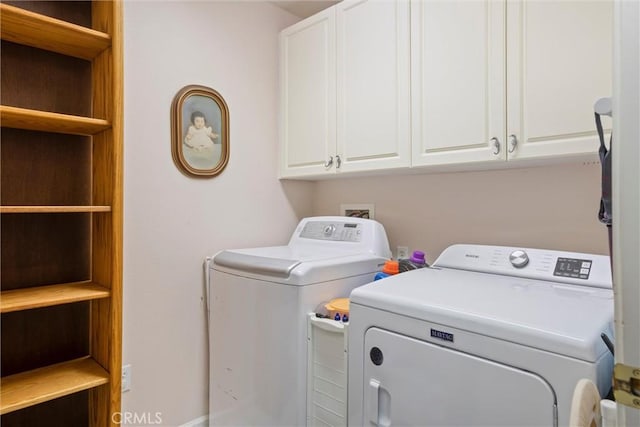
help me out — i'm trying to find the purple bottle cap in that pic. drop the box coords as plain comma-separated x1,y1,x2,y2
410,250,426,264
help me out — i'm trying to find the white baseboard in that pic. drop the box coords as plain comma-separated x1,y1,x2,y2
180,415,208,427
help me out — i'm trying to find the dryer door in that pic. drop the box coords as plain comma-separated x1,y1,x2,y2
363,328,557,426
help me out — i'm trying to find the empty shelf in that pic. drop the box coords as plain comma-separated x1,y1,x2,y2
1,282,110,313
0,357,109,414
0,3,111,60
0,106,111,135
0,206,112,214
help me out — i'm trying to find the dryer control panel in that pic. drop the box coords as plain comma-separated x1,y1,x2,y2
434,244,612,289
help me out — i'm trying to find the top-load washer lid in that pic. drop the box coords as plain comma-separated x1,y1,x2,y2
213,245,386,285
213,250,301,279
211,216,391,286
350,245,613,362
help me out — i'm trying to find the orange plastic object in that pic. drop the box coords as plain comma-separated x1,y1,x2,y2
382,260,399,275
324,297,350,318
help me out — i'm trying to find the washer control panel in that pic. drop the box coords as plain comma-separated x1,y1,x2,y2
299,221,362,242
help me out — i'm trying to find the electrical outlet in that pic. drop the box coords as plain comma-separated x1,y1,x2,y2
397,246,409,259
122,364,131,393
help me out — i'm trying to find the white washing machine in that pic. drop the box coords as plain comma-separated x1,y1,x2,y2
209,216,390,426
348,244,614,427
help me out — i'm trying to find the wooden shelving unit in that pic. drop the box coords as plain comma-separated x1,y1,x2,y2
0,1,123,426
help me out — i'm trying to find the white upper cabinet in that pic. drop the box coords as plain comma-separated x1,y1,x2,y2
506,0,613,162
280,9,336,178
280,0,612,178
279,0,411,179
411,0,612,168
411,0,506,167
336,0,411,173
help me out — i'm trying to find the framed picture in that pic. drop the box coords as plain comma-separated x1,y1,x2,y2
171,85,230,178
340,203,375,220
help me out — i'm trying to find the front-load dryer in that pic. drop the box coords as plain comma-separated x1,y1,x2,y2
348,244,613,427
209,216,390,426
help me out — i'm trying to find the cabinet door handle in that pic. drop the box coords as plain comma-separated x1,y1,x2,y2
324,156,333,168
491,137,501,155
508,134,518,153
336,155,341,169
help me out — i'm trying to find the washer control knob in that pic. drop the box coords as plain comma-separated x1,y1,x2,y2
323,224,336,237
509,250,529,268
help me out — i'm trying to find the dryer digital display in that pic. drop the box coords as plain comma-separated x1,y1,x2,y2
554,257,592,280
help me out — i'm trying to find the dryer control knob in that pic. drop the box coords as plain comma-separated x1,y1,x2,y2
509,250,529,268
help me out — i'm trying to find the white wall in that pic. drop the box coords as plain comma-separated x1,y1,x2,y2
313,162,610,264
123,2,308,425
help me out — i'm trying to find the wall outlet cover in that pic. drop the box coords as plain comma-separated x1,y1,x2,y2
397,246,409,259
122,364,131,392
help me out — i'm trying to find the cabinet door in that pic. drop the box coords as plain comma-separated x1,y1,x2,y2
336,0,411,173
506,0,613,161
279,8,336,178
411,0,506,167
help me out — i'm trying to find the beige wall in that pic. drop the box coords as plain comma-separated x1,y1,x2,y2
312,162,609,264
122,2,309,425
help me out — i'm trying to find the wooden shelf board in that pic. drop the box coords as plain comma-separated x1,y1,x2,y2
0,106,110,136
0,3,111,60
1,282,110,313
0,356,109,415
0,206,112,214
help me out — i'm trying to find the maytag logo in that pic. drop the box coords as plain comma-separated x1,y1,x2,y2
430,328,454,343
465,254,479,258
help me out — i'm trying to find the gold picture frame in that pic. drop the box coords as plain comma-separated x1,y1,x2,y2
171,85,230,178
